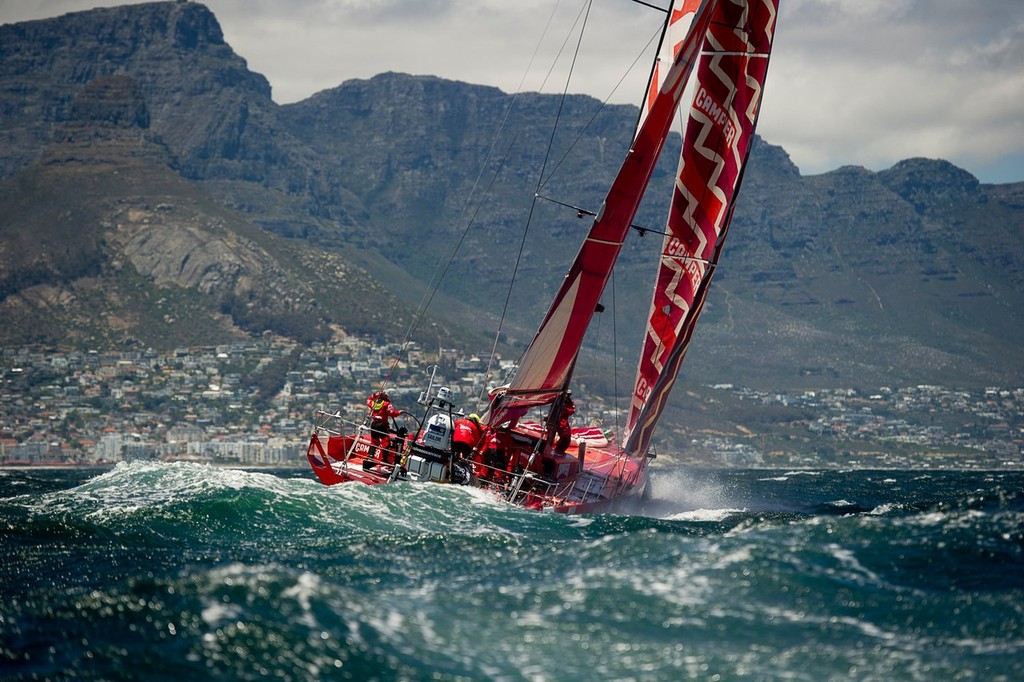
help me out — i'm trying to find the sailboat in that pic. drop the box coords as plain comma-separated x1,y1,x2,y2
305,0,779,513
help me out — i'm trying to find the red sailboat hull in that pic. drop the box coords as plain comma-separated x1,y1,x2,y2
305,427,649,515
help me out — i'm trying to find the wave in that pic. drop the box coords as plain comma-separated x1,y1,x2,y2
3,465,1024,681
757,470,824,482
7,463,1023,538
664,507,748,522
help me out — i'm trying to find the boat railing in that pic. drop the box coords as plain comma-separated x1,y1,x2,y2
505,472,557,508
496,448,617,507
312,409,365,436
310,409,413,475
609,455,647,497
569,472,603,503
470,460,515,487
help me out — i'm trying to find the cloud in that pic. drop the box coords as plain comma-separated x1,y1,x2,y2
758,0,1024,179
2,0,1022,182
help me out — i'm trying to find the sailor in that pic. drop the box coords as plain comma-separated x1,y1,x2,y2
452,413,485,461
364,390,403,469
476,428,510,484
554,391,576,454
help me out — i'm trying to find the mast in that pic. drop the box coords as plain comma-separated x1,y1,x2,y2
623,0,780,456
488,0,718,427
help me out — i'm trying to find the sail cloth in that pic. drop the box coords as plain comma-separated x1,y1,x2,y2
637,0,704,135
623,0,779,456
488,0,718,427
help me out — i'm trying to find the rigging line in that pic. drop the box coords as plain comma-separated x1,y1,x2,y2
446,0,571,261
471,0,575,403
535,193,716,264
419,0,577,399
532,0,593,103
495,195,544,384
384,135,521,391
487,0,598,385
537,19,665,193
630,0,670,12
456,0,567,236
384,2,570,388
533,0,594,197
383,107,527,385
611,260,622,448
483,1,662,394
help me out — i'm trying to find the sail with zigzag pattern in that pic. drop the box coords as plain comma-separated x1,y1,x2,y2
623,0,779,456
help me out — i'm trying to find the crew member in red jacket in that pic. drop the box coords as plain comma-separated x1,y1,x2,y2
476,427,512,484
365,390,402,468
554,392,576,453
452,413,485,461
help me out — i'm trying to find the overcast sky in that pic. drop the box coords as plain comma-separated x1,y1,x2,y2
3,0,1022,183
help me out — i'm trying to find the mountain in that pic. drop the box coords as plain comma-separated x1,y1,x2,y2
693,151,1024,389
1,1,1022,392
0,72,410,349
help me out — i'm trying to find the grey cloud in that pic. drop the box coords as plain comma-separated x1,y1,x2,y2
3,0,1021,182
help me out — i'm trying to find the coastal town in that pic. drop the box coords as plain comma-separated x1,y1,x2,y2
1,337,1021,471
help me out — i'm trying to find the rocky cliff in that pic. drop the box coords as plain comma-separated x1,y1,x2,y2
1,2,1022,390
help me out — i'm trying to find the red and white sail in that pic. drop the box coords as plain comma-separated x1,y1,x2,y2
623,0,779,455
488,0,718,426
637,0,703,134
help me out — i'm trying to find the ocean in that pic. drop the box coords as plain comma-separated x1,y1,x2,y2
1,464,1022,681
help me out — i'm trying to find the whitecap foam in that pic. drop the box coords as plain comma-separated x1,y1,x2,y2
758,470,822,482
281,571,324,629
666,508,747,522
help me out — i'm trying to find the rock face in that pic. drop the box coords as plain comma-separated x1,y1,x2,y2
0,2,1022,388
880,158,982,210
67,74,151,130
0,0,337,230
111,206,264,294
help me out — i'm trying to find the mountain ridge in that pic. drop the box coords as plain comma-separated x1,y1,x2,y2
1,2,1022,394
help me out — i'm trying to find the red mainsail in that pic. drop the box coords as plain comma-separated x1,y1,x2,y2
623,0,779,455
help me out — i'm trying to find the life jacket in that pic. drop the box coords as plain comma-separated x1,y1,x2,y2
452,418,483,447
367,394,399,422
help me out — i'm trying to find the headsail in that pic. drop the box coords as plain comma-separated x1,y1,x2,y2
489,0,718,426
637,0,703,134
623,0,779,455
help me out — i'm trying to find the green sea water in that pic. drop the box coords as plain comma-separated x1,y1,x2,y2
2,463,1022,680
